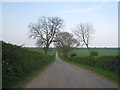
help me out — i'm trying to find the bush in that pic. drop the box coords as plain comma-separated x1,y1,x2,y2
90,50,98,56
2,41,55,88
70,53,77,57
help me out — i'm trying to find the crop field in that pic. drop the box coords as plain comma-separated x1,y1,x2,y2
28,48,56,55
28,47,118,56
70,48,118,57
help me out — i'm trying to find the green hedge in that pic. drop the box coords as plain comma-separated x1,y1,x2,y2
2,41,55,88
68,55,119,74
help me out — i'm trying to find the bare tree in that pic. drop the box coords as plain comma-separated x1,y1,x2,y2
29,16,64,53
74,23,95,53
55,32,78,57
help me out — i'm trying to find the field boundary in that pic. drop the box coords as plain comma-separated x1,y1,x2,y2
16,59,55,88
2,41,56,88
59,54,118,86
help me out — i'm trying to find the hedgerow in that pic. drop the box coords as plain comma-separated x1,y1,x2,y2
2,41,55,88
68,55,119,74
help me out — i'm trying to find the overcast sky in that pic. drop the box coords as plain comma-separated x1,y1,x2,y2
1,2,118,47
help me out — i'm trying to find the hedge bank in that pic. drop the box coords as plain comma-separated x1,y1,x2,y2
2,41,55,88
68,55,119,74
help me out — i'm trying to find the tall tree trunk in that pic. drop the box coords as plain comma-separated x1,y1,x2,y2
86,44,91,55
44,46,49,54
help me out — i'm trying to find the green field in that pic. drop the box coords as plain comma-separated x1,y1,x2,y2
28,47,118,56
28,47,56,55
69,48,118,56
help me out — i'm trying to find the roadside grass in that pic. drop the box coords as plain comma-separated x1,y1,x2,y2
59,54,118,84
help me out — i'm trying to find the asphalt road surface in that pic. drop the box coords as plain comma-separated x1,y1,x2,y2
25,52,117,88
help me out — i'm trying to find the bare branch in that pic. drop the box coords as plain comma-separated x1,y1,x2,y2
74,22,95,53
55,31,78,57
29,16,64,53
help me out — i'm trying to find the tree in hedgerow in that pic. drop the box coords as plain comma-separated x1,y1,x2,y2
74,23,95,54
55,31,79,57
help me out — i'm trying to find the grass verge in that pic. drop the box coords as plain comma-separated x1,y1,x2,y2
60,55,118,84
